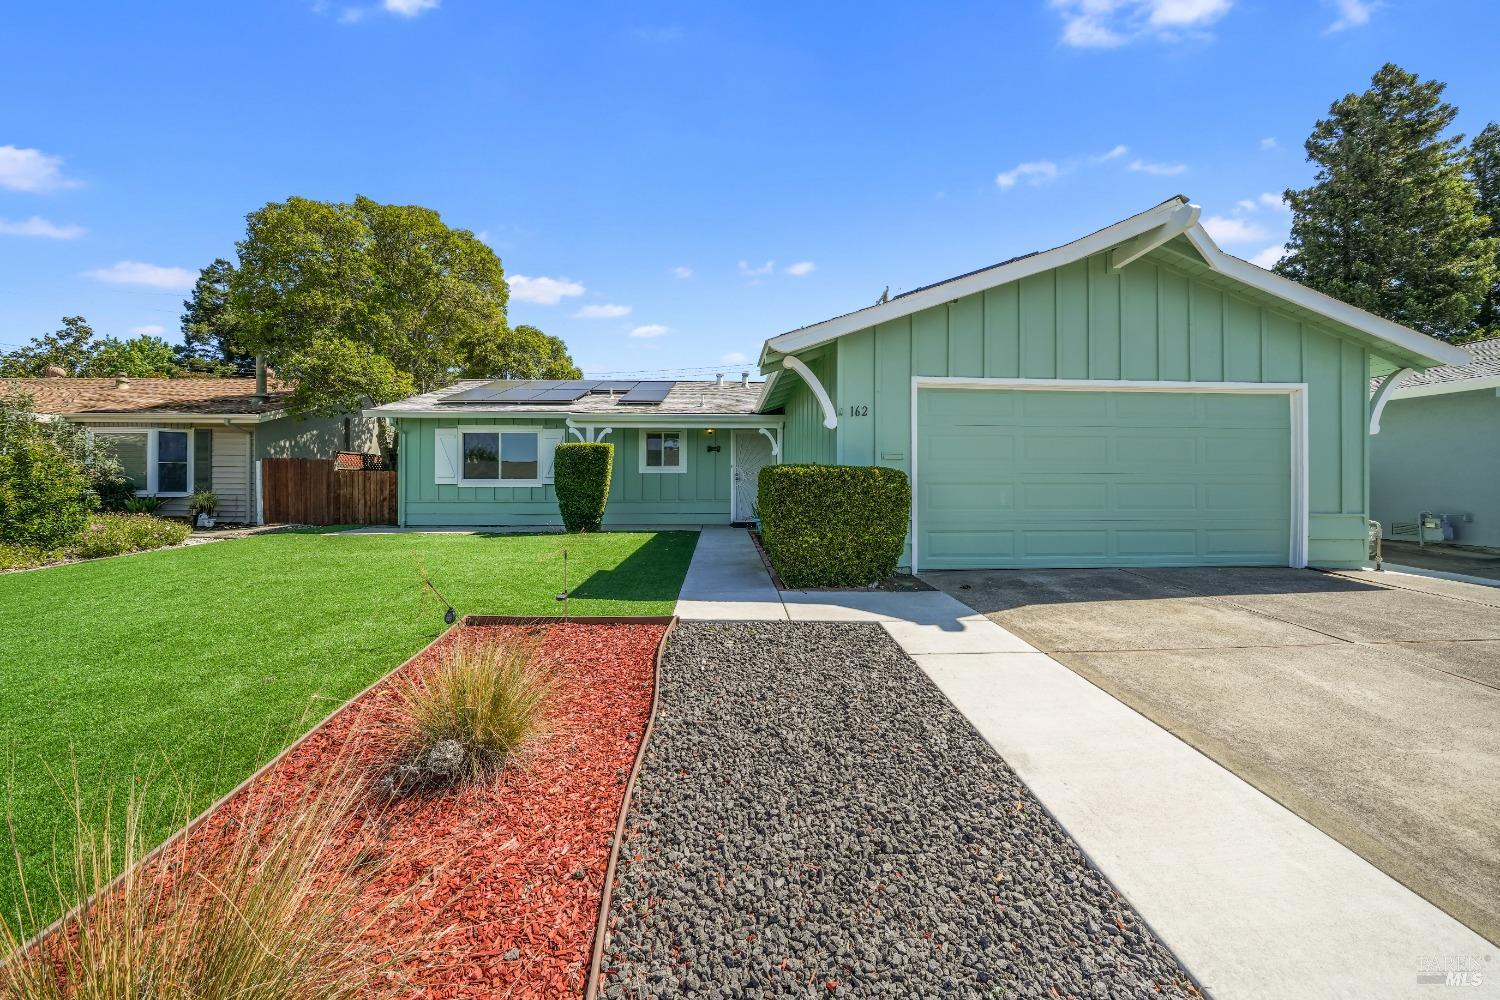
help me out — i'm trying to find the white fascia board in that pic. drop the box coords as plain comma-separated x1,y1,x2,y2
1388,373,1500,399
763,199,1189,358
65,411,275,424
369,408,781,427
1180,227,1471,369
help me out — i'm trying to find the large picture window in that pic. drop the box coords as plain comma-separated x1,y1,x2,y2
461,429,542,484
93,428,194,496
639,430,686,474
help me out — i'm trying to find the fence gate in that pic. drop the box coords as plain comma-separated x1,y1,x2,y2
260,457,397,526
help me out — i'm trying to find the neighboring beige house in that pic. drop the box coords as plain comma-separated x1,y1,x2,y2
0,375,380,523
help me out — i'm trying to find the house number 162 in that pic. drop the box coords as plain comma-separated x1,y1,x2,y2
846,404,869,417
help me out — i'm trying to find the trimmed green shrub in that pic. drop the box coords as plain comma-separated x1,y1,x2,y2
0,439,95,549
758,464,911,588
553,442,613,533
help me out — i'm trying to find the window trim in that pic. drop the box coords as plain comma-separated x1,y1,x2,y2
639,429,688,475
91,428,195,497
457,425,545,487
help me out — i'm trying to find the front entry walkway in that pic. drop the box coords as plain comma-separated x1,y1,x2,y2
672,529,1500,999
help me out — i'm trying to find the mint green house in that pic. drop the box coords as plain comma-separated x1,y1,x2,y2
372,196,1467,571
756,196,1467,571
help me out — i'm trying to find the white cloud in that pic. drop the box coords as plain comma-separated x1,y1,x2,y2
129,324,165,336
509,274,585,305
1097,144,1130,161
0,145,81,193
1202,215,1269,244
785,261,816,277
671,265,693,279
1326,0,1374,32
0,216,84,239
84,261,196,291
1049,0,1231,48
721,351,749,365
1250,244,1289,269
383,0,438,15
995,160,1060,190
1260,136,1279,150
1127,158,1187,176
629,324,670,339
573,303,631,319
737,260,774,279
1236,192,1288,213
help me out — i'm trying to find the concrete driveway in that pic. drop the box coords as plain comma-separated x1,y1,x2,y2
923,564,1500,946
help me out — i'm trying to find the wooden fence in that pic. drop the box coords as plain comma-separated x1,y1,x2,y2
260,458,397,526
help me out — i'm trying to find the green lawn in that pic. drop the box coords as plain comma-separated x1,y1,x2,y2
0,529,696,929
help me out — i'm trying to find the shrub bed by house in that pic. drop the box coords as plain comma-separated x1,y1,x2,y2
757,464,910,588
0,513,190,571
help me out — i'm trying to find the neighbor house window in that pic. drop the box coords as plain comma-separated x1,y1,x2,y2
461,429,541,484
93,429,193,496
640,430,686,474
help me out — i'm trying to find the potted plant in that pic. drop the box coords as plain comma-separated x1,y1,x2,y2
188,490,219,529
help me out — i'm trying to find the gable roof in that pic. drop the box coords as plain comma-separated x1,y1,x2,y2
0,377,291,418
758,196,1471,375
1379,336,1500,399
367,379,766,419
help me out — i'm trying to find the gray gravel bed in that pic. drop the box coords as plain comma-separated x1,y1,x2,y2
600,621,1200,1000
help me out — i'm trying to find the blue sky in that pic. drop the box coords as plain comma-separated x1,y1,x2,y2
2,0,1496,377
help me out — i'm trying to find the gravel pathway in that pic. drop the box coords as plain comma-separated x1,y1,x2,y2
600,621,1201,999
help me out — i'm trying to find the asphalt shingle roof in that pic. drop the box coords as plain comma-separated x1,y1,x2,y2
374,379,764,416
0,377,292,416
1398,336,1500,388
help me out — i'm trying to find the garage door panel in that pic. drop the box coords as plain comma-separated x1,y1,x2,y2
1116,529,1199,556
1020,482,1109,512
1114,435,1198,465
917,388,1292,569
1115,483,1199,511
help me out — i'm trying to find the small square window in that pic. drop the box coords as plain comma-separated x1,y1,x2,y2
642,431,685,473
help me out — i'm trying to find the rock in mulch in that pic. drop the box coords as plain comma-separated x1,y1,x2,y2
601,621,1201,999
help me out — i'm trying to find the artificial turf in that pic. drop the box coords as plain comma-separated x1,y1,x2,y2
0,529,697,930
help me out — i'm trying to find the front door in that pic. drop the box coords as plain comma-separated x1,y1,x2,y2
731,429,775,523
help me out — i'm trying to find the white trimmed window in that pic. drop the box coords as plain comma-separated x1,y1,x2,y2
93,429,194,497
639,430,686,474
433,426,563,487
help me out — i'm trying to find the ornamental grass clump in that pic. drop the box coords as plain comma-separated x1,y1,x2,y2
395,637,556,786
0,761,423,1000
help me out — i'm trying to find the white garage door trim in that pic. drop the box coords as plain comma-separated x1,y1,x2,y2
909,377,1310,572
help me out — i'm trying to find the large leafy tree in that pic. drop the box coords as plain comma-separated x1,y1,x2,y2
80,335,183,377
229,195,575,416
0,317,100,376
463,324,582,380
179,258,254,373
1276,64,1498,340
1471,122,1500,335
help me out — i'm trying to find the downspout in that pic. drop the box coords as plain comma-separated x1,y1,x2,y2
781,356,838,430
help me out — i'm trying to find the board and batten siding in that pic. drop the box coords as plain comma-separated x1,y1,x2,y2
779,347,838,465
804,249,1372,568
398,417,731,527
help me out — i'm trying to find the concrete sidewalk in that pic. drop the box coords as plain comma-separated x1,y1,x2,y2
671,529,1500,998
675,526,787,619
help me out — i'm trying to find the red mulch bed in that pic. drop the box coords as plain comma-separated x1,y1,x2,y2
171,621,661,998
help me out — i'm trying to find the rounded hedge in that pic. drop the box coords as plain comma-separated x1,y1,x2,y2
554,442,614,533
757,464,911,588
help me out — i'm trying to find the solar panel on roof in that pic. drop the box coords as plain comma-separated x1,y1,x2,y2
619,381,675,404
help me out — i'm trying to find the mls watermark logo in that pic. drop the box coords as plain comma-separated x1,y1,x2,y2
1416,954,1490,988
